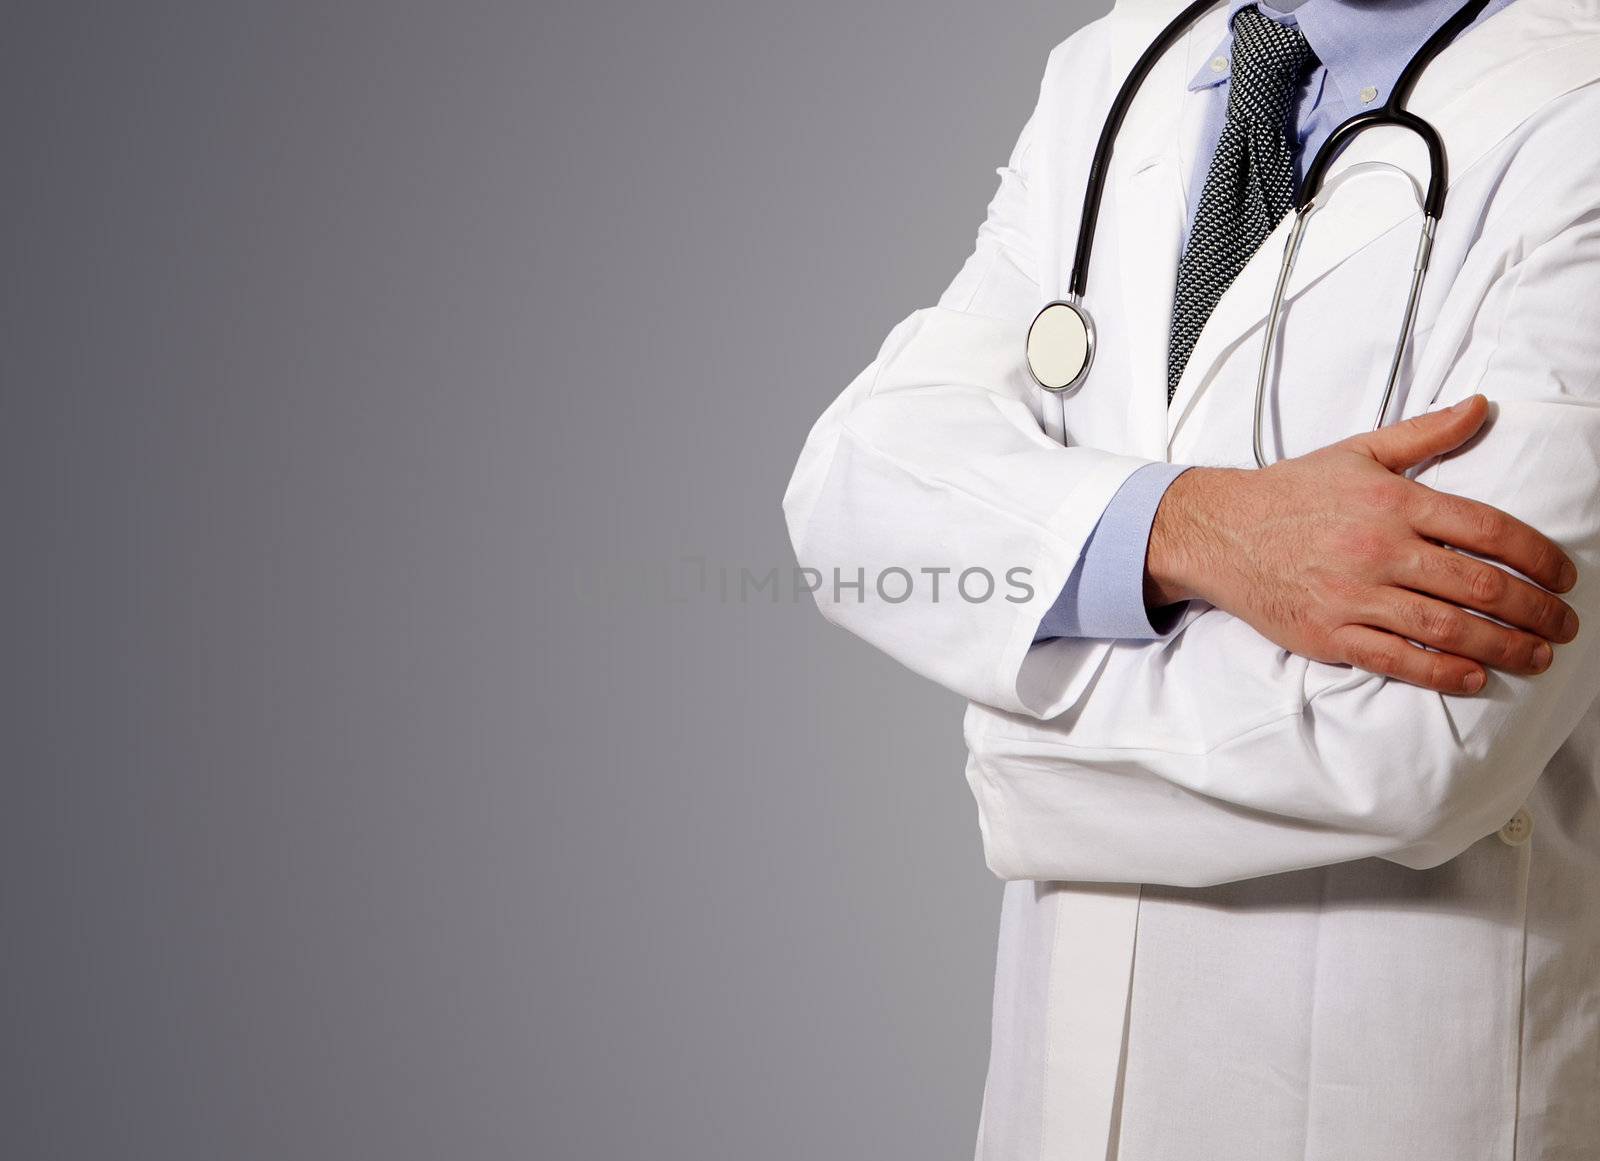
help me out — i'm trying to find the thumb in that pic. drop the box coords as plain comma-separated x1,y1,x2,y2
1346,393,1489,473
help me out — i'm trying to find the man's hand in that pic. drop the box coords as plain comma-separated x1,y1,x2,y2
1145,395,1581,694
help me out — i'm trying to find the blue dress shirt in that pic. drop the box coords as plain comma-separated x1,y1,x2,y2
1035,0,1517,643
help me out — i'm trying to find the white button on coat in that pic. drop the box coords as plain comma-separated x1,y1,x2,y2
1499,806,1535,846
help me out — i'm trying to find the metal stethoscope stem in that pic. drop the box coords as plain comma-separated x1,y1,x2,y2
1250,205,1439,469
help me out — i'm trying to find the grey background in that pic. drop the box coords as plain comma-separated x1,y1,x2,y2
2,3,1101,1158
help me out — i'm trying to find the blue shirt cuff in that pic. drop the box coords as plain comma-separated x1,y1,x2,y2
1034,461,1195,642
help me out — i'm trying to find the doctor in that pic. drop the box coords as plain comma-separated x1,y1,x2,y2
783,0,1600,1157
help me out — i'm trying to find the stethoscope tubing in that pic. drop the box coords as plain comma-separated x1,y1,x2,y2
1069,0,1221,301
1250,207,1438,469
1050,0,1496,466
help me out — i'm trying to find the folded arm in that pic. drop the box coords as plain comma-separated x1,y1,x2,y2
970,215,1600,886
783,37,1600,887
782,66,1178,717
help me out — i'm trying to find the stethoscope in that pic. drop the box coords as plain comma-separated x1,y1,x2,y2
1024,0,1493,467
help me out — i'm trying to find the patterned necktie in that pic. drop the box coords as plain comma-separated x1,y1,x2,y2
1166,7,1315,404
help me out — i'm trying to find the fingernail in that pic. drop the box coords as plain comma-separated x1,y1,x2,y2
1563,608,1580,640
1451,395,1478,413
1558,561,1578,591
1533,642,1553,671
1462,671,1485,693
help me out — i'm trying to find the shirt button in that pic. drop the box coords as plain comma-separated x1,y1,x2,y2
1211,56,1228,73
1498,807,1535,847
1359,85,1379,104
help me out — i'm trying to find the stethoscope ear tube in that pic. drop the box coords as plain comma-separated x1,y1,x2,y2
1252,205,1315,469
1251,209,1438,468
1374,214,1437,433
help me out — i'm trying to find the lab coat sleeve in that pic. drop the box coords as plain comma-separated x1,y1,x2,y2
968,210,1600,888
782,32,1163,717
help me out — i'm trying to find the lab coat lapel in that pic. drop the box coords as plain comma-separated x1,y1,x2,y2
1106,6,1228,459
1109,143,1185,460
1163,0,1600,450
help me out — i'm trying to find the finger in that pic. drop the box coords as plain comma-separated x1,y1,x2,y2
1368,590,1554,676
1327,623,1486,694
1344,394,1487,473
1398,542,1580,643
1409,489,1578,594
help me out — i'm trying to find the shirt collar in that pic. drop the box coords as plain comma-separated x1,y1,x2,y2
1187,0,1475,113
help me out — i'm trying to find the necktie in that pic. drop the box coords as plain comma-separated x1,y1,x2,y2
1166,7,1315,404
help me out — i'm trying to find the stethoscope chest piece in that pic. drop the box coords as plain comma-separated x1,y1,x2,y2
1026,299,1096,394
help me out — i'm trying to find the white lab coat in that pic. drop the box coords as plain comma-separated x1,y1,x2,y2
783,0,1600,1156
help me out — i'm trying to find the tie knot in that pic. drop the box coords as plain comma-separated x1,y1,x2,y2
1228,6,1314,110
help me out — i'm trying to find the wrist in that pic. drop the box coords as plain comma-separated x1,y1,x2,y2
1143,466,1241,608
